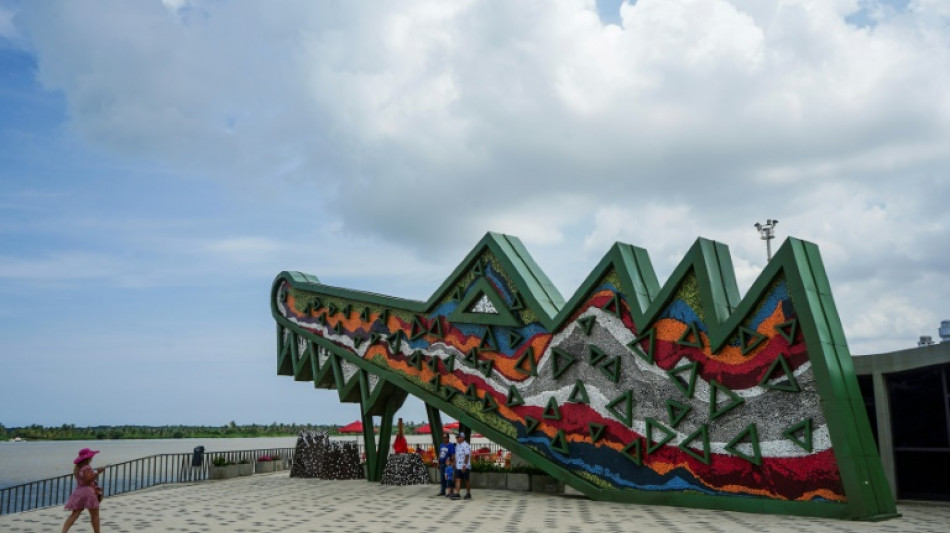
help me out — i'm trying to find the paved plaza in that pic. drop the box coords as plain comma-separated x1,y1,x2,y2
1,473,948,533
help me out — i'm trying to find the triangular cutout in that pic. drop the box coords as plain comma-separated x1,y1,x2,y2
481,393,498,413
508,329,523,348
327,302,338,316
543,396,562,420
676,322,704,349
606,390,634,426
782,418,814,453
724,423,762,465
387,332,403,353
479,327,498,351
667,361,699,398
550,429,570,454
469,293,498,314
444,353,456,373
738,326,768,356
359,307,370,322
464,383,480,402
341,303,352,318
510,291,526,311
514,347,538,376
577,315,596,336
352,336,364,350
447,277,520,327
368,332,383,345
428,374,441,392
600,355,621,383
428,317,444,339
588,345,607,366
332,321,343,335
677,424,711,465
478,358,494,378
441,386,458,402
627,328,656,365
551,348,577,380
378,308,390,326
666,399,692,428
568,380,590,404
472,260,483,276
451,286,464,302
506,385,525,407
463,347,480,367
426,354,440,372
622,439,643,466
775,318,799,344
601,292,623,318
709,380,745,420
759,354,801,392
646,418,676,454
524,416,540,434
410,315,427,341
408,350,424,370
588,422,606,443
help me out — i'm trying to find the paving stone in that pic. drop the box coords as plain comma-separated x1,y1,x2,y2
1,473,947,533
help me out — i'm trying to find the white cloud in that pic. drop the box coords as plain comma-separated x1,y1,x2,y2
0,4,16,41
11,0,950,352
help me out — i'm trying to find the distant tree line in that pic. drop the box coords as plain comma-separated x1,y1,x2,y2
0,422,345,441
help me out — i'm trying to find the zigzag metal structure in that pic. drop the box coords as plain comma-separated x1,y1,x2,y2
271,232,897,520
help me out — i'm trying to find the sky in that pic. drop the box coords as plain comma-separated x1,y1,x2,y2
1,0,948,427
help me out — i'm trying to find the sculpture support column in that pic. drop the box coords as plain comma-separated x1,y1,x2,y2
359,399,379,481
425,403,443,452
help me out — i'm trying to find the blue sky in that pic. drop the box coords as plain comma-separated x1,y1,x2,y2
1,0,948,427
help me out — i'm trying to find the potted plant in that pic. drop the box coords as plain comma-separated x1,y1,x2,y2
470,458,508,490
236,459,253,476
256,454,281,473
209,456,240,480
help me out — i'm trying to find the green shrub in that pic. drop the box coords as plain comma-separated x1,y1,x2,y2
212,456,233,467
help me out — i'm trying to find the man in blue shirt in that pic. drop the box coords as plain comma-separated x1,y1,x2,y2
436,432,455,496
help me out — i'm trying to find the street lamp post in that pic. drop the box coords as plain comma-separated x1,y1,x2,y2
754,219,779,261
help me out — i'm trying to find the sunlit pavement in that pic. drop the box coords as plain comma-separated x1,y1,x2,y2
1,473,948,533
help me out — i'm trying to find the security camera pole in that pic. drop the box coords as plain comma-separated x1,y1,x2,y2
754,219,779,261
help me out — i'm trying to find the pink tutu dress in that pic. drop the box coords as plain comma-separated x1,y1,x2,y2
64,465,100,510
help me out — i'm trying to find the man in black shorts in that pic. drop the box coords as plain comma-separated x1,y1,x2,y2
450,432,472,500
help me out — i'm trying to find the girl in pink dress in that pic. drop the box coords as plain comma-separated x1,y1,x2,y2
62,448,105,533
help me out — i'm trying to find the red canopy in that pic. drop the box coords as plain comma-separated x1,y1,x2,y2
418,422,462,434
338,420,364,434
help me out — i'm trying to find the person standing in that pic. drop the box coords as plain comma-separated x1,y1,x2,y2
436,432,455,496
62,448,105,533
450,432,472,500
393,418,409,455
443,456,455,498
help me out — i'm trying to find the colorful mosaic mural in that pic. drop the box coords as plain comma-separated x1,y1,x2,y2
271,233,897,519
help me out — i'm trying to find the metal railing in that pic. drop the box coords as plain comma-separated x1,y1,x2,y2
0,447,294,516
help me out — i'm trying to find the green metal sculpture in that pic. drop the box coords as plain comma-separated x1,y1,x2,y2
271,233,897,519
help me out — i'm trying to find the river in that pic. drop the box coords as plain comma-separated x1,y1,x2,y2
0,437,300,489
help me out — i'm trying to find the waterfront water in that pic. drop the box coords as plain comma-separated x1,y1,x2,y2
0,434,458,489
0,437,299,489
